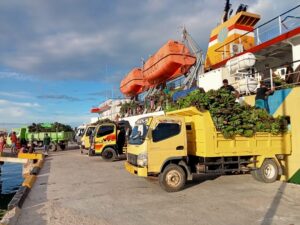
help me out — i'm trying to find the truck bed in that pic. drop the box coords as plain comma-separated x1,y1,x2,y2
167,107,291,157
27,131,73,142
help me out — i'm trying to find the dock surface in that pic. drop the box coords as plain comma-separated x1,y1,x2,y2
15,148,300,225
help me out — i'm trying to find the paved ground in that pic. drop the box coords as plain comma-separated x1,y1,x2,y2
16,148,300,225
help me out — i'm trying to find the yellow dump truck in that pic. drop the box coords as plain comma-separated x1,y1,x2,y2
125,107,291,192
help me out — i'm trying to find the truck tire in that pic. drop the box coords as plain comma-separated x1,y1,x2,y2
257,159,279,183
101,148,116,162
159,164,186,192
50,143,57,151
88,149,95,156
38,141,43,147
59,144,66,150
251,169,263,182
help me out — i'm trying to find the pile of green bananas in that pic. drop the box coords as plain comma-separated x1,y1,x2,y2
167,89,288,138
28,122,73,132
119,101,139,116
92,118,116,126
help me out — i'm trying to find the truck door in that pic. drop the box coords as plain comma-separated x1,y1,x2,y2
148,117,187,173
94,124,116,154
83,126,95,149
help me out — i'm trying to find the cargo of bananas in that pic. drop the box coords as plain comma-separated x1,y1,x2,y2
28,122,73,132
167,89,288,138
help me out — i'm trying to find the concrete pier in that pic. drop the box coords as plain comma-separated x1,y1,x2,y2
14,148,300,225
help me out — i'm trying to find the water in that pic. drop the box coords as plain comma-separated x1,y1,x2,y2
0,162,23,218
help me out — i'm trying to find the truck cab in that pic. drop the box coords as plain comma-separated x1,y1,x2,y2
75,125,86,145
126,116,187,182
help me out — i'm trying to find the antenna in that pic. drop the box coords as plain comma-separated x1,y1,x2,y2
222,0,232,23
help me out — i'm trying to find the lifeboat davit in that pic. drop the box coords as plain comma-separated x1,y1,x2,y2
143,40,196,86
120,68,146,96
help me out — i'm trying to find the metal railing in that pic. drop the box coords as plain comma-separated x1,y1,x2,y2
215,5,300,58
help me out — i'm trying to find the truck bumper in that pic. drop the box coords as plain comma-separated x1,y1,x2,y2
125,161,148,177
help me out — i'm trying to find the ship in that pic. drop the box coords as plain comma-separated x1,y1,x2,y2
92,1,300,184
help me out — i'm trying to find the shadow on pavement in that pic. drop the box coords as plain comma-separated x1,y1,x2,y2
184,174,221,190
260,182,287,225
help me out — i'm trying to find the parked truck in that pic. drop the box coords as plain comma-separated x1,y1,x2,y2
81,120,131,160
7,126,73,150
125,107,291,192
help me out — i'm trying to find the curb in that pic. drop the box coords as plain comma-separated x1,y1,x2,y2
22,175,37,189
7,187,30,210
0,157,44,225
30,160,44,175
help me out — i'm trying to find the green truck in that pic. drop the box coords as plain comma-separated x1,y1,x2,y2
7,125,74,150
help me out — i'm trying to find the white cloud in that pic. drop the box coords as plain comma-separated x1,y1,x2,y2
0,107,26,118
0,71,35,81
0,98,91,126
0,91,33,99
0,99,40,108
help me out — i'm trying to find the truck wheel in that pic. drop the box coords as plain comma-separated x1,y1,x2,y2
38,142,43,147
59,144,66,150
257,159,279,183
159,164,186,192
251,169,263,182
88,149,94,156
50,143,56,152
102,148,116,162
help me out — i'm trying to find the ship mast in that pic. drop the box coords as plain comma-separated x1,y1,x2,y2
222,0,232,23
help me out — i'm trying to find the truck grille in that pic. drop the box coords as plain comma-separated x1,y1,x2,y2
127,153,138,166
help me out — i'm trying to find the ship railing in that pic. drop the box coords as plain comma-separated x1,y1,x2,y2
229,60,300,94
215,5,300,60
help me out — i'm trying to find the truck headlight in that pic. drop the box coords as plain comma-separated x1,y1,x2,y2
137,153,148,167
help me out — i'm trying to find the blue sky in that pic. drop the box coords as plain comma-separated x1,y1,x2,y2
0,0,296,128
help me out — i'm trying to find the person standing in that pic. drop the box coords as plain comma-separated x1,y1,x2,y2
88,129,95,156
43,133,51,156
10,132,17,154
255,81,274,113
0,135,6,153
29,134,35,153
117,127,126,155
285,62,294,84
220,79,240,97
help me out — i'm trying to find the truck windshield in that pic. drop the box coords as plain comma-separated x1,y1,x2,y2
129,117,152,145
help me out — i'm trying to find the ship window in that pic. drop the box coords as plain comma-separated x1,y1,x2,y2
97,125,114,137
152,123,180,142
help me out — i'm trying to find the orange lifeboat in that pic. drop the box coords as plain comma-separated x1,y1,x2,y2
120,68,146,96
143,40,196,86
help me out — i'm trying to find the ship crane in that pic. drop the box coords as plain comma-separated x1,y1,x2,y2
181,27,204,90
